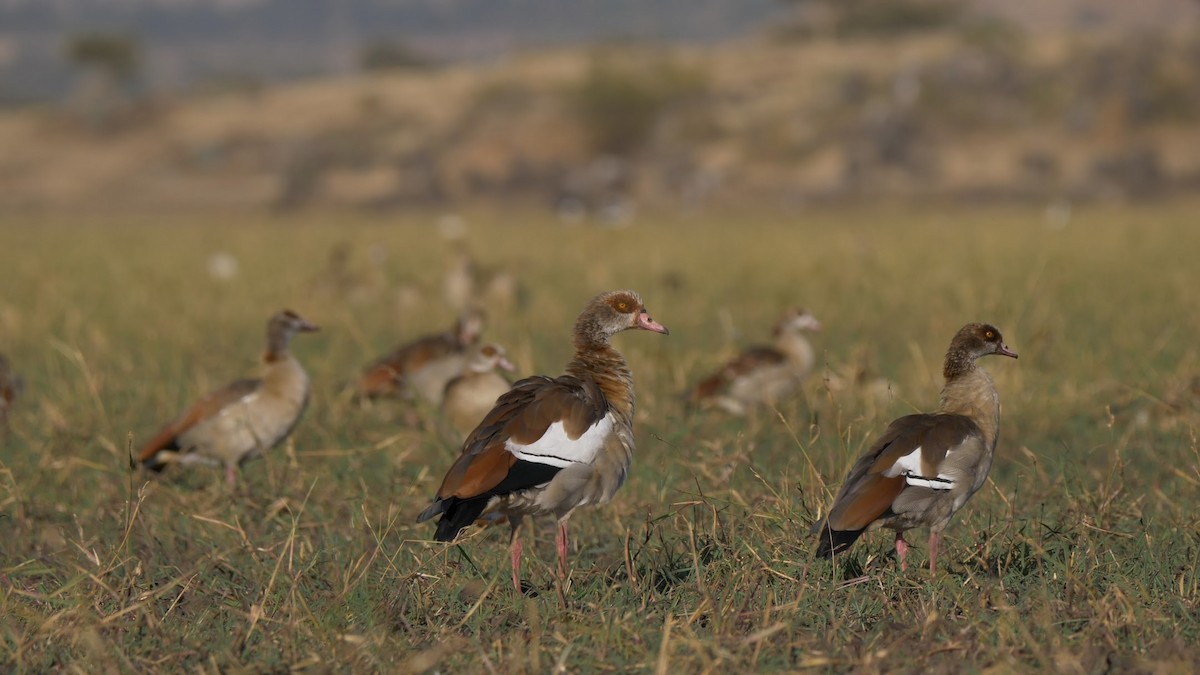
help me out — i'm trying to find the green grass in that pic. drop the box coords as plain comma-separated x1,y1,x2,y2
1,202,1198,672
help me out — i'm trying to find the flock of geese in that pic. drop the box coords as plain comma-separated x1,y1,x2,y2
0,288,1017,592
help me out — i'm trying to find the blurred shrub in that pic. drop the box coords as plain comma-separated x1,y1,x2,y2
359,39,433,72
774,0,964,40
567,54,709,156
64,32,141,82
62,31,144,131
835,0,963,37
1089,145,1166,199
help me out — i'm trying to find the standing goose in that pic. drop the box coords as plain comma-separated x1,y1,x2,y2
139,310,318,486
814,323,1017,573
440,342,516,444
417,290,668,593
0,353,22,428
688,306,821,415
356,308,485,403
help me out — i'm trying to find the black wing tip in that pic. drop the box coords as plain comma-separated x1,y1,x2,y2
814,525,864,559
415,499,447,525
139,439,179,472
141,457,167,472
418,496,491,543
433,518,467,542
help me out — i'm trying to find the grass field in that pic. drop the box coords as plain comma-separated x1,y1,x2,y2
1,202,1198,672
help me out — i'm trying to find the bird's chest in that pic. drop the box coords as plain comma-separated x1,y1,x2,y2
448,375,510,412
409,355,468,404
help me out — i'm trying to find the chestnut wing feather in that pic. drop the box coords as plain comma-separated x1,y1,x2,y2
824,413,977,532
692,346,785,399
373,333,457,375
358,332,457,396
415,374,608,538
436,374,607,499
138,378,262,463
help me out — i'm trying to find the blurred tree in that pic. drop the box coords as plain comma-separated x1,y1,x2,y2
777,0,963,39
66,33,140,83
359,39,432,72
569,55,708,157
63,32,142,130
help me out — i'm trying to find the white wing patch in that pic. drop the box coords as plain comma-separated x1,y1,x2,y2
507,414,614,468
883,444,957,490
216,391,260,416
883,445,924,478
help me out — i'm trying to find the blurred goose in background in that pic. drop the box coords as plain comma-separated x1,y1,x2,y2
417,290,668,595
0,353,23,427
688,306,821,415
311,241,383,304
139,310,318,486
813,323,1017,573
441,342,516,444
444,245,524,314
822,345,898,417
356,307,485,403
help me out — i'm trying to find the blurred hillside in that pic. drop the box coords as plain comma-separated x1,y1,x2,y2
1,0,1194,102
0,0,787,102
1,2,1199,213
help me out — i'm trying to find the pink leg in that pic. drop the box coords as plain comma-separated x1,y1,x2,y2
895,533,909,571
928,531,941,575
555,520,570,581
225,464,238,488
510,526,524,593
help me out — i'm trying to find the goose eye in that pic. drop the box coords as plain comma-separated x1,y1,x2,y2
985,330,995,339
616,301,629,311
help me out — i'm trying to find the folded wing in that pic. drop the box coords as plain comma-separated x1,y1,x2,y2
416,374,609,540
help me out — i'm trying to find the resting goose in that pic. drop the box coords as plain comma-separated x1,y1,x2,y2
440,342,516,444
139,310,318,486
417,290,668,593
814,323,1017,573
0,353,22,427
444,247,523,314
357,308,485,403
689,306,821,415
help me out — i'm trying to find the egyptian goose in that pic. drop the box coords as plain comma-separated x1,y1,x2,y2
688,307,821,415
444,246,523,314
813,323,1017,573
416,290,668,593
440,342,516,444
356,308,485,403
138,310,318,486
0,353,22,427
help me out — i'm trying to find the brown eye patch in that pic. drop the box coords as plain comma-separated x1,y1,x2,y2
481,345,497,357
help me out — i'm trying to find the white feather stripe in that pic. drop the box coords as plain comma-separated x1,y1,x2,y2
904,472,956,490
883,444,957,490
215,391,260,416
507,415,614,468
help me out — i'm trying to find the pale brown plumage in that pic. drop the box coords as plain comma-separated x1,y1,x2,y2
689,307,821,415
814,323,1017,573
139,310,318,486
417,290,668,594
356,308,485,403
441,342,516,444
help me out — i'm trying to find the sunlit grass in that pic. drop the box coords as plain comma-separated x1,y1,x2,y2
0,201,1198,671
